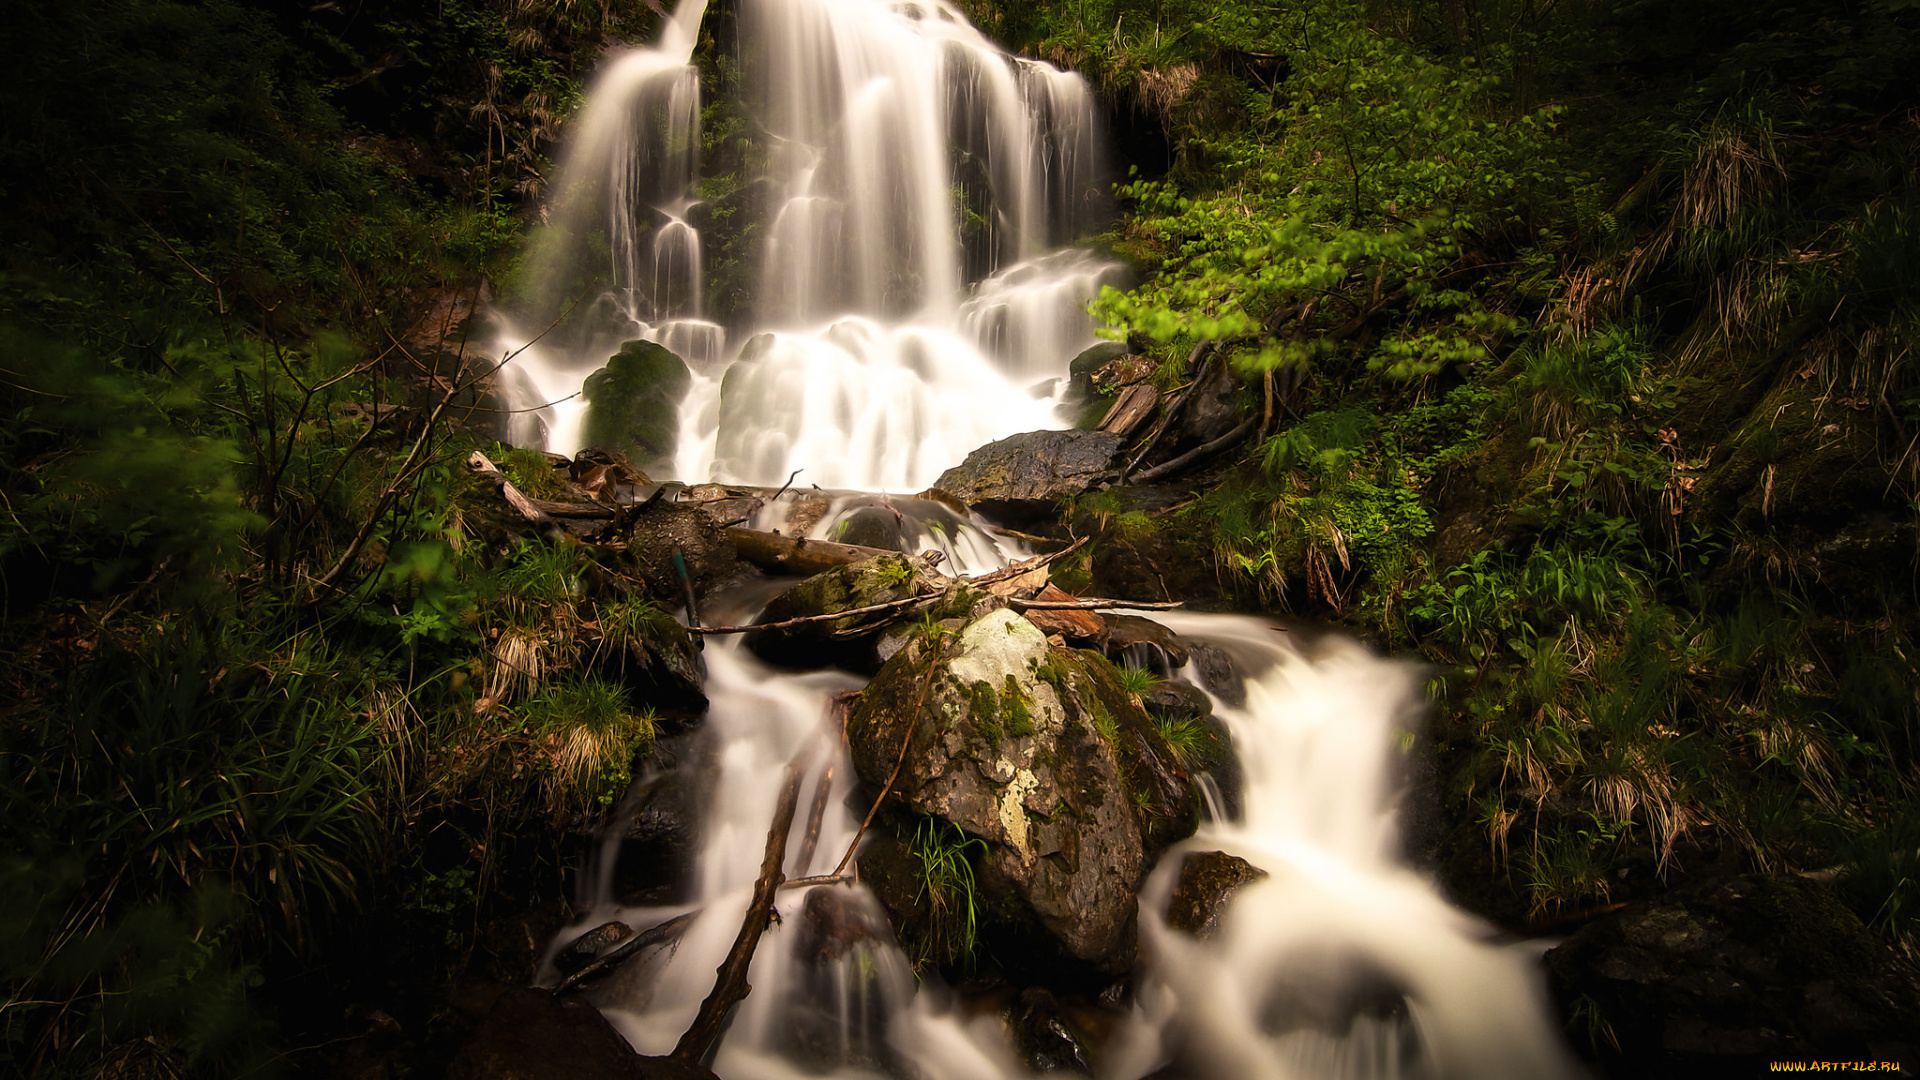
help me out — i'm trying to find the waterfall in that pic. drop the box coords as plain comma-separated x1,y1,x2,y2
514,1,1580,1076
496,0,1123,490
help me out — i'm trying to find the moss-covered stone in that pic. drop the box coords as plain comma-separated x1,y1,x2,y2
580,339,692,473
843,609,1145,972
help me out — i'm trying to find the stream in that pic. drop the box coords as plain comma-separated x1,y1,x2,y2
497,0,1581,1076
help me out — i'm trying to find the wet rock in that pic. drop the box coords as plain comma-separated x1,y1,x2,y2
581,340,692,474
614,762,704,905
1011,987,1094,1075
782,493,832,536
446,987,718,1080
1545,874,1920,1071
1100,613,1190,668
1142,679,1211,721
934,430,1125,522
846,610,1147,971
1066,341,1131,400
747,553,960,673
622,501,740,605
608,610,707,719
1165,850,1267,939
833,505,912,551
774,888,909,1075
554,921,634,975
1186,642,1244,708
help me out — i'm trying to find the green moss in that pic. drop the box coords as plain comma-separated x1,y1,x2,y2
968,679,1002,750
1001,675,1036,738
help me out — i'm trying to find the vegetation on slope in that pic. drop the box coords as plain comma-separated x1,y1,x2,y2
1001,0,1920,951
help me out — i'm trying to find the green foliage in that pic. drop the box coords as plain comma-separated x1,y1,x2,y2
1115,662,1164,698
520,675,654,813
908,818,988,969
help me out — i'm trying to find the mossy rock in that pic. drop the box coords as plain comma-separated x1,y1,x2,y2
580,339,692,473
746,553,954,673
845,610,1145,972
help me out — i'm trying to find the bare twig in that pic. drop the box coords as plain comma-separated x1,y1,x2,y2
687,593,933,635
551,911,699,995
969,536,1091,586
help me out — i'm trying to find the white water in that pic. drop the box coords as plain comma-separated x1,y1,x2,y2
549,608,1579,1079
497,0,1122,490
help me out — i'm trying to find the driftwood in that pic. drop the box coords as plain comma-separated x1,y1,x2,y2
727,528,895,576
1010,597,1183,612
687,592,933,636
1128,418,1256,485
551,911,698,995
1098,383,1159,439
671,742,810,1062
1119,340,1214,482
467,451,553,525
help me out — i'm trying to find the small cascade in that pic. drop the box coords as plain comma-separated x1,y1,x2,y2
551,604,1580,1080
1111,614,1579,1080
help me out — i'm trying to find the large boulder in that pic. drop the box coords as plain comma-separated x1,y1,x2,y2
846,609,1155,972
934,430,1124,522
581,340,692,473
446,988,717,1080
1545,874,1920,1072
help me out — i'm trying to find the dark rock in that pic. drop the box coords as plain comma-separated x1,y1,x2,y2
446,988,717,1080
832,505,912,551
1100,613,1191,668
1186,643,1244,708
614,759,705,905
1142,679,1212,721
622,502,741,605
605,608,707,719
1174,356,1239,445
747,553,959,673
934,430,1124,522
554,921,634,975
772,889,909,1075
1066,341,1132,399
1011,987,1094,1075
1165,851,1267,939
1545,874,1920,1073
581,340,692,474
846,610,1146,971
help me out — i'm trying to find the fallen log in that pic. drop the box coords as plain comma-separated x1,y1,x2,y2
726,528,894,576
467,451,553,525
671,740,811,1062
1127,418,1255,485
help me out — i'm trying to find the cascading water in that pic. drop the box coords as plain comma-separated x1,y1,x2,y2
522,2,1580,1076
497,0,1123,491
